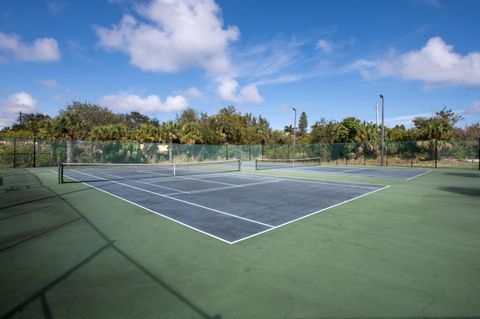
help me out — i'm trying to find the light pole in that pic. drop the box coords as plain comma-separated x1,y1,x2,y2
292,107,297,160
379,94,385,166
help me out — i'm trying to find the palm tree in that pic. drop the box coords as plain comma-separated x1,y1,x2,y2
161,121,180,144
56,111,86,163
180,122,203,144
283,125,294,134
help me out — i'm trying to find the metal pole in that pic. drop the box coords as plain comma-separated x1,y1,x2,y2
292,107,297,160
33,130,36,168
379,94,385,166
13,138,16,168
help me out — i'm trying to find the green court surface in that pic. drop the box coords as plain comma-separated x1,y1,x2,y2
1,167,479,318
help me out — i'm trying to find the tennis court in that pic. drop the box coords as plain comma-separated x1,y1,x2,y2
253,158,431,180
2,164,480,319
59,160,387,243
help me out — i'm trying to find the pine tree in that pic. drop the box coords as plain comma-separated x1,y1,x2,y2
298,112,308,134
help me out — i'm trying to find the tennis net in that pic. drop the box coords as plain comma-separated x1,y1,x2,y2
255,157,321,170
59,159,241,183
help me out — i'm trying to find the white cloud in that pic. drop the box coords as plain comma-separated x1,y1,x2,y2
464,101,480,115
0,32,60,63
183,86,203,99
315,37,356,56
165,95,188,111
252,75,303,86
216,78,263,104
217,78,238,102
37,79,59,88
316,39,333,54
95,0,239,75
0,92,37,128
236,38,307,81
384,112,433,126
239,84,263,104
351,37,480,87
98,93,188,113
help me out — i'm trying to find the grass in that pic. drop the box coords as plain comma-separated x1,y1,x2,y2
0,166,479,318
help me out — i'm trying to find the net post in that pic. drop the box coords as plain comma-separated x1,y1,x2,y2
33,134,36,168
13,138,16,168
173,163,176,176
477,138,479,171
385,142,388,167
58,163,63,183
238,159,241,171
255,159,258,170
363,142,366,166
435,139,438,168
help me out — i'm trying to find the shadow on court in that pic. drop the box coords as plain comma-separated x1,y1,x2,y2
2,167,480,319
0,169,221,319
445,172,480,178
439,186,480,197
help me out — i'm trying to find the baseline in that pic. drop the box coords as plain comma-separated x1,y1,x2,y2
71,169,274,228
230,185,390,244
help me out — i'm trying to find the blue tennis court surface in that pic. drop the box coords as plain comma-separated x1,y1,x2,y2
62,169,387,244
250,161,431,180
299,165,431,180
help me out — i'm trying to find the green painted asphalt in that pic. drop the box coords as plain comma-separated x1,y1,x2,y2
0,167,479,318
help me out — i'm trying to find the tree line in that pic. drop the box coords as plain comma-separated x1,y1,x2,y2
1,101,479,145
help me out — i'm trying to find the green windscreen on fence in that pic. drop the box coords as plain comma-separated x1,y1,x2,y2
1,138,478,170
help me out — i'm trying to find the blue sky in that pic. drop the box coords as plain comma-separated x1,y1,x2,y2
0,0,479,130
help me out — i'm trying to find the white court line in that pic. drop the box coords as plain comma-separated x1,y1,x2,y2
287,178,380,189
406,169,432,180
71,169,274,228
129,179,186,193
53,169,390,245
90,171,187,193
174,175,236,186
230,185,391,244
270,164,432,181
253,167,429,181
342,168,368,173
238,172,384,189
305,167,366,173
164,179,282,196
52,171,234,244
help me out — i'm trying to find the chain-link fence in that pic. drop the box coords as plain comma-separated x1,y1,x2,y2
1,138,478,169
